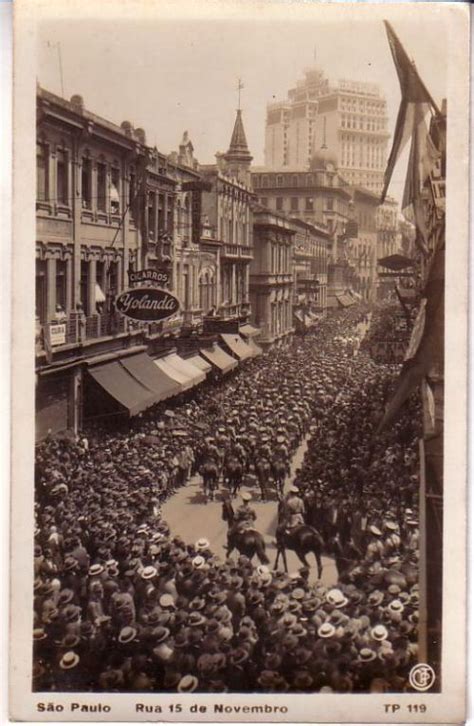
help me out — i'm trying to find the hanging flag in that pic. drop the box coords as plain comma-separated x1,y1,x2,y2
380,21,440,203
401,103,441,255
376,240,444,434
394,283,412,327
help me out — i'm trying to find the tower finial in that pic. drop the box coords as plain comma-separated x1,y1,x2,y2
237,78,244,110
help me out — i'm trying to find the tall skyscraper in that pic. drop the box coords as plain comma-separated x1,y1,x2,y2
264,66,390,194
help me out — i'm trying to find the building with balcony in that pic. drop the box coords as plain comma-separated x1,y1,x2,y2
252,149,354,310
250,208,295,347
198,109,255,329
35,88,212,440
376,196,402,300
264,65,390,194
290,217,329,327
167,132,206,335
347,186,380,302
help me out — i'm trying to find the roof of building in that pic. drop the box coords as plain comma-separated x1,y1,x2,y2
253,204,295,232
224,109,252,163
289,216,330,238
350,185,381,204
38,87,148,146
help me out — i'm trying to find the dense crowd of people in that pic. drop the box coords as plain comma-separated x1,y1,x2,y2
33,306,421,693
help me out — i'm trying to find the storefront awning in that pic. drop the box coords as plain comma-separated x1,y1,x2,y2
239,323,261,338
200,344,238,374
88,359,156,416
336,293,355,308
161,353,205,387
186,354,212,373
154,355,195,391
220,333,255,360
121,353,181,402
247,338,263,357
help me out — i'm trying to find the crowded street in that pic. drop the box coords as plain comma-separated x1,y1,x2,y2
33,306,422,694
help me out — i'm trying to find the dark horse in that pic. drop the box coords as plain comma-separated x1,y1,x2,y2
200,459,219,501
221,499,269,565
223,455,244,496
274,502,324,578
254,457,272,500
271,458,288,497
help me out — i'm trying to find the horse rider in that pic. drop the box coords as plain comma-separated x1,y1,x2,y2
234,492,257,534
204,438,220,463
281,485,306,532
233,438,247,467
275,434,289,460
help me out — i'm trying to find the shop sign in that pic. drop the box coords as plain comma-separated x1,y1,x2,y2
115,287,180,322
128,268,170,287
50,323,66,346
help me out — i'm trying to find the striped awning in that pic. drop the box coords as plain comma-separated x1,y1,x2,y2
239,323,261,338
187,354,212,373
163,353,205,386
154,354,195,391
199,344,238,374
220,333,255,360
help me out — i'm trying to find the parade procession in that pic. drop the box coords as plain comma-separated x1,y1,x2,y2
31,19,446,696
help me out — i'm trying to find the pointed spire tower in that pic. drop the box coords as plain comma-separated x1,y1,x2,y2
223,109,253,185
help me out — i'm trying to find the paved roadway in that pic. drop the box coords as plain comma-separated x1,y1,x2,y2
162,436,338,587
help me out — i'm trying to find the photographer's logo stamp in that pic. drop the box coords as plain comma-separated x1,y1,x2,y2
409,664,436,691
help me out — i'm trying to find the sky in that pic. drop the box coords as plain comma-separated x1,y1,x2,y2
37,9,447,204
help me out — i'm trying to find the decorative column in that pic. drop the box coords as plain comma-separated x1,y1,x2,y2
65,256,73,314
46,257,56,322
72,139,82,308
88,257,96,316
116,257,123,294
231,264,236,306
121,160,129,289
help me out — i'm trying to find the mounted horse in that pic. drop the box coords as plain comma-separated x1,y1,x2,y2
274,500,325,578
254,457,272,500
223,454,244,496
200,459,219,501
221,499,269,564
271,458,288,497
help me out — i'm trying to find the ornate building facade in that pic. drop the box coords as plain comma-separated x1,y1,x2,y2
264,65,390,194
290,217,329,323
198,109,255,328
35,89,214,440
250,208,295,347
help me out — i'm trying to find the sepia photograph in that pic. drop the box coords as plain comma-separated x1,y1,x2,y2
9,0,469,722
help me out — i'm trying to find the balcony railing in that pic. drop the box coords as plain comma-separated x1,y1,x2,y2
182,310,203,327
221,243,253,259
35,313,129,354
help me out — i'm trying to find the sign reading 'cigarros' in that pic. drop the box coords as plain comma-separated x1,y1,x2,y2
115,287,180,322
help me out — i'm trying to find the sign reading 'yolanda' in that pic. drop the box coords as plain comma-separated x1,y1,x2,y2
115,287,180,322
